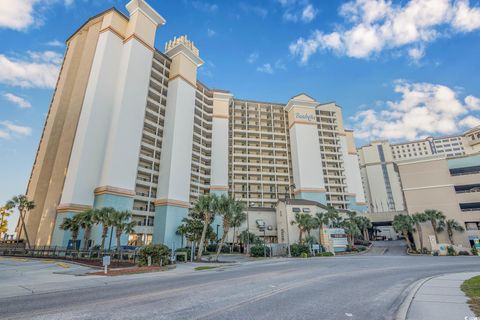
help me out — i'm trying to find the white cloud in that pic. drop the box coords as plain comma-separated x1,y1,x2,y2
46,39,64,47
3,93,32,109
290,0,480,63
207,28,216,37
0,121,32,139
351,80,480,141
0,0,74,31
0,51,61,89
0,0,36,30
280,0,317,23
247,52,259,64
408,46,425,63
257,63,274,74
465,95,480,110
191,1,218,13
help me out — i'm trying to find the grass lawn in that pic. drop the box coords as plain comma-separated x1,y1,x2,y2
194,265,220,271
461,275,480,316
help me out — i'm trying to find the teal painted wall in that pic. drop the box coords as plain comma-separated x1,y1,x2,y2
153,205,187,250
51,211,78,248
347,195,368,213
90,193,134,249
210,189,227,240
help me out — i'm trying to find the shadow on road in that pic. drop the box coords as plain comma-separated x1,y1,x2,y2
365,240,407,256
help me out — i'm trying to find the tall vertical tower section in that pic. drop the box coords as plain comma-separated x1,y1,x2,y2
52,0,165,246
286,94,327,204
153,36,204,248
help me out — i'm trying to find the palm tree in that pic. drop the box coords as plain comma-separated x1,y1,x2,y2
355,216,372,241
6,195,35,248
176,224,188,248
326,207,342,228
194,194,218,261
0,206,12,239
424,209,446,244
60,217,81,250
392,214,415,251
437,219,465,245
214,197,245,260
231,205,247,245
291,213,317,243
110,210,136,253
412,213,427,252
315,211,330,246
92,207,115,251
341,219,361,247
76,209,96,250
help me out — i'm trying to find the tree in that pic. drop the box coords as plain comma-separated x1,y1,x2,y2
239,230,257,245
176,224,188,248
438,219,465,245
110,210,136,253
341,219,361,246
315,210,331,246
412,213,427,252
76,209,96,250
0,206,12,239
291,213,318,243
215,197,245,261
423,209,446,244
354,216,372,241
6,195,35,248
392,214,415,251
194,194,218,261
60,217,81,250
92,207,115,251
326,207,342,228
231,204,247,245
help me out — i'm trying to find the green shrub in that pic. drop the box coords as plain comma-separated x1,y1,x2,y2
458,250,470,256
206,244,230,253
175,248,191,261
432,250,439,256
250,245,270,257
138,244,171,266
316,251,334,257
300,252,308,258
447,246,457,256
290,243,310,257
471,247,478,256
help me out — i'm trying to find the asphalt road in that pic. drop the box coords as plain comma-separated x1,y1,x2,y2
1,241,479,320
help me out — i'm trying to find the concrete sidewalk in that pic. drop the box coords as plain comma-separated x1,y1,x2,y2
405,272,479,320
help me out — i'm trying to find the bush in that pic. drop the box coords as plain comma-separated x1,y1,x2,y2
458,251,470,256
290,243,310,257
300,252,308,258
432,250,439,256
250,245,270,257
357,246,367,252
447,246,457,256
471,247,478,256
138,244,171,266
206,244,230,253
354,239,370,246
316,251,334,257
175,248,191,261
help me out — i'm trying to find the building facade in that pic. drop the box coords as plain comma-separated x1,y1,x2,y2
398,154,480,251
21,1,366,249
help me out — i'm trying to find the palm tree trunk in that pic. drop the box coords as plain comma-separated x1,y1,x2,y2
72,232,78,250
83,227,91,250
101,225,108,251
431,221,439,243
196,213,210,261
298,230,303,243
215,226,229,261
448,229,454,245
403,231,412,251
116,229,122,254
18,210,31,249
318,223,323,247
416,223,424,251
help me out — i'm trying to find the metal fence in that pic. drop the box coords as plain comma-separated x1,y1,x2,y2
0,243,140,266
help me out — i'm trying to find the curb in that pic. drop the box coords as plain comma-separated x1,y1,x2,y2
395,276,435,320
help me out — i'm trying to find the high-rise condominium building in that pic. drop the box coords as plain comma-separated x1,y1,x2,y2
358,126,480,214
20,0,366,249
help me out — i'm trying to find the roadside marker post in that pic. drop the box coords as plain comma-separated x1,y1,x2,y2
103,255,111,274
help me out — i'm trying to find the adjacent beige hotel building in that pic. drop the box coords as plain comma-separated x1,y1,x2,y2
20,0,367,249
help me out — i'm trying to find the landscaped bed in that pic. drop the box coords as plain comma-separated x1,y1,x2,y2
461,275,480,316
88,265,175,276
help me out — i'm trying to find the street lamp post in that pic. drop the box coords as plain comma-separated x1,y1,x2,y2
245,202,254,255
263,228,266,258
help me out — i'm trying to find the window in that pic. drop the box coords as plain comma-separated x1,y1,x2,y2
302,208,311,213
292,207,301,213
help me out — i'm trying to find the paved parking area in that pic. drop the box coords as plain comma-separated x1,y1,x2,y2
0,256,102,299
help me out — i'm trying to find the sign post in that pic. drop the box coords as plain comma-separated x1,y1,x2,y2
103,255,111,274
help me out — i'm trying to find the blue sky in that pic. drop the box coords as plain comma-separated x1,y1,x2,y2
1,0,480,232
